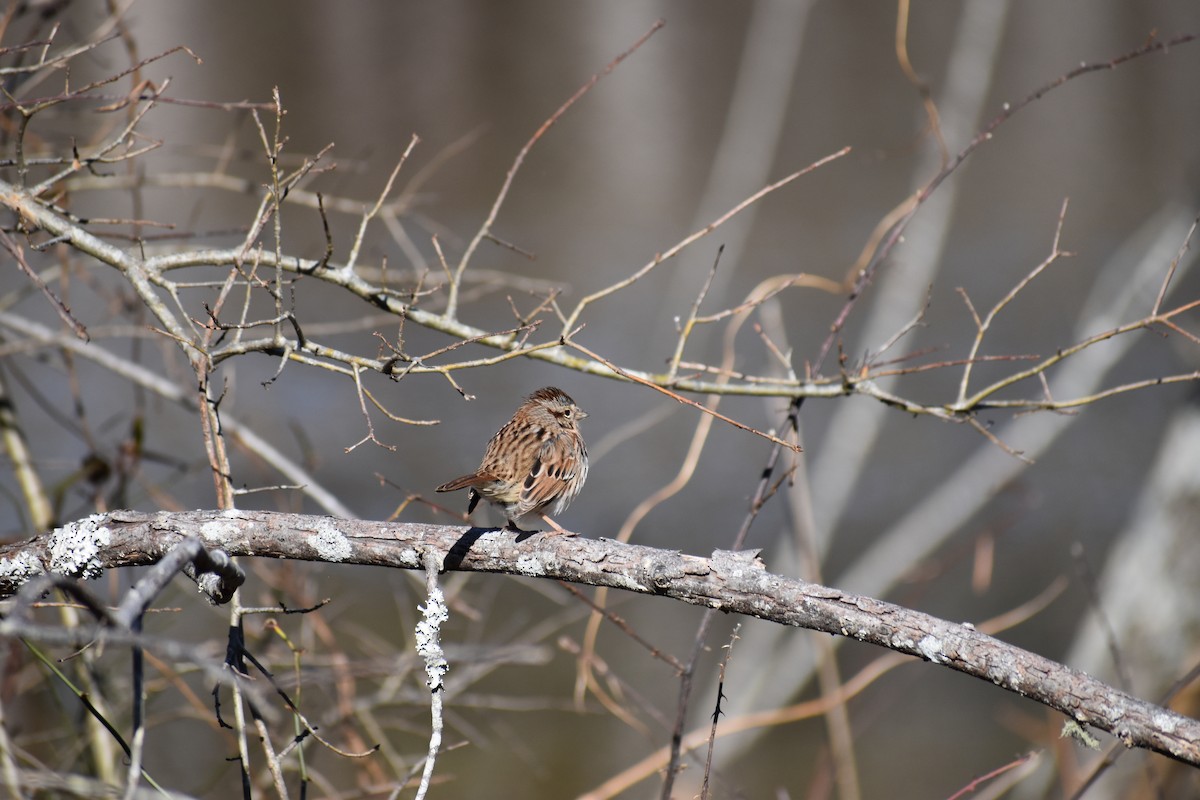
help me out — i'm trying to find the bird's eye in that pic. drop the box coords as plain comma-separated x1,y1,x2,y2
562,407,573,418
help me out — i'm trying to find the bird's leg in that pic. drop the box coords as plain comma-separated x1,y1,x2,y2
538,513,578,537
503,518,535,535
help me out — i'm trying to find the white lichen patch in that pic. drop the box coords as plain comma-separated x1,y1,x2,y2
0,551,43,583
48,514,110,580
516,554,547,576
416,585,450,691
306,519,352,562
917,635,946,664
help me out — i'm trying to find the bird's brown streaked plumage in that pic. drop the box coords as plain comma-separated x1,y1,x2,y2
436,387,589,532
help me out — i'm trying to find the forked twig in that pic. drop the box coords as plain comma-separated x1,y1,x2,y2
666,245,724,383
957,198,1072,404
345,365,396,454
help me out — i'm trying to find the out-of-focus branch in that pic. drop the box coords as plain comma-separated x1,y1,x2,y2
0,311,355,518
0,365,54,531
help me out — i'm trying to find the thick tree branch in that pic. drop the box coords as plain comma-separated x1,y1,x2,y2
2,509,1197,767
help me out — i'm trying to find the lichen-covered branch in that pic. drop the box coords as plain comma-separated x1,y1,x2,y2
3,509,1197,767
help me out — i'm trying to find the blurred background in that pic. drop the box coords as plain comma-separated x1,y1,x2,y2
4,1,1200,797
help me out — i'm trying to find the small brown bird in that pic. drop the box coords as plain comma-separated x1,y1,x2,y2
436,387,589,533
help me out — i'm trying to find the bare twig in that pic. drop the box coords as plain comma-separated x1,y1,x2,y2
700,624,740,800
566,339,802,453
957,198,1072,405
1152,210,1200,315
666,245,724,383
813,33,1200,375
344,365,397,454
562,147,851,334
2,228,88,340
447,19,665,320
345,134,420,274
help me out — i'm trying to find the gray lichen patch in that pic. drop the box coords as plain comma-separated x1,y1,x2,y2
917,634,947,664
306,518,352,562
199,511,244,544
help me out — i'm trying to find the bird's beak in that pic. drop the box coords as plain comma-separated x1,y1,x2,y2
576,407,589,419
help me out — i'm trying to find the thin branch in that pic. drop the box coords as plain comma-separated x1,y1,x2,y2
666,245,724,383
2,228,88,340
345,134,419,274
447,19,665,320
557,582,684,672
1152,210,1200,315
344,365,396,454
562,147,851,334
812,33,1199,375
957,198,1072,405
566,339,802,453
700,624,739,800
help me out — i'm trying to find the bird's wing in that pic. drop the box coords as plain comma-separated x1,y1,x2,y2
515,436,581,517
